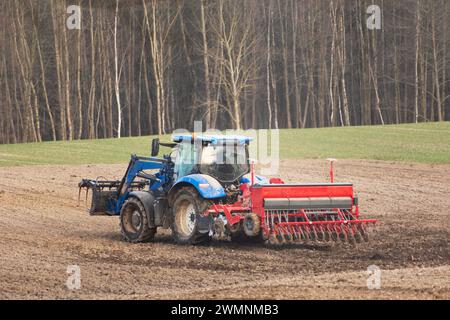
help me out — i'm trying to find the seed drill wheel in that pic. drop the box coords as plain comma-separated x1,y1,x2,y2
171,187,211,245
120,197,156,243
228,220,247,242
243,213,261,237
229,218,265,243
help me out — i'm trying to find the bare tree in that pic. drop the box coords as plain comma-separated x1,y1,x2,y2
114,0,122,138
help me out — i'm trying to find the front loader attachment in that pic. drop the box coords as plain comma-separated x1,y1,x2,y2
78,155,164,215
78,179,146,215
250,183,376,244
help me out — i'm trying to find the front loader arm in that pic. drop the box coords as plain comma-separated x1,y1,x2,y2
114,155,166,213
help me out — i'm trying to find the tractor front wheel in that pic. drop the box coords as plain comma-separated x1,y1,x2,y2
120,197,156,243
171,187,211,245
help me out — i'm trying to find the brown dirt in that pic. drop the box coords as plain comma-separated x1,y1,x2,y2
0,159,449,299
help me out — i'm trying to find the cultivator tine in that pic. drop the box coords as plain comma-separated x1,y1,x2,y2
354,227,362,243
347,226,356,245
343,225,349,242
291,226,299,242
339,225,347,242
300,226,307,241
311,225,318,242
358,224,370,242
277,228,285,244
312,226,319,242
324,225,332,242
352,225,360,244
328,225,334,241
307,225,314,242
276,233,284,244
296,225,302,241
302,225,309,242
297,226,303,241
330,225,338,242
279,226,286,242
297,225,304,242
284,226,293,243
318,225,326,242
296,225,303,241
316,225,323,242
310,226,317,242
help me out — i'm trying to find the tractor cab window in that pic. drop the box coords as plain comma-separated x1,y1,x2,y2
173,142,197,180
200,143,249,183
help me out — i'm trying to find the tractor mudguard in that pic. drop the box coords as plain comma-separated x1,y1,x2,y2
128,191,156,228
171,174,226,199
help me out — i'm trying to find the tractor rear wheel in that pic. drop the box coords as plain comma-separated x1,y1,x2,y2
171,187,211,245
120,197,156,243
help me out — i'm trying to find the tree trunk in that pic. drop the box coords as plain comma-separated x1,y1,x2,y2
200,0,211,128
114,0,122,138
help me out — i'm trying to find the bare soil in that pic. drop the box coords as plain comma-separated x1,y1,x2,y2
0,159,449,299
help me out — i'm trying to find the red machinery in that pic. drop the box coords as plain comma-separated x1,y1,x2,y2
208,161,376,244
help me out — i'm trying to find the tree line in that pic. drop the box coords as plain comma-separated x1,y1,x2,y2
0,0,449,144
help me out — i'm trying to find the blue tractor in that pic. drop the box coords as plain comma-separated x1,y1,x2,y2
79,134,256,245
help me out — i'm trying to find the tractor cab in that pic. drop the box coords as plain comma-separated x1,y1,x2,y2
167,134,252,184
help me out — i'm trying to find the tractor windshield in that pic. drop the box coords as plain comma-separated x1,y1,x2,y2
200,143,249,182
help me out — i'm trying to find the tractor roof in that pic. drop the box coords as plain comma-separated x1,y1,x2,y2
172,134,252,145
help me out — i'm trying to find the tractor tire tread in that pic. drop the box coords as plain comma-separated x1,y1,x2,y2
120,197,156,243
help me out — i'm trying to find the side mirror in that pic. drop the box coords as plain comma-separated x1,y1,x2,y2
151,138,160,156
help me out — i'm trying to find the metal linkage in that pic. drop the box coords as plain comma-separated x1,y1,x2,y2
79,178,146,191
